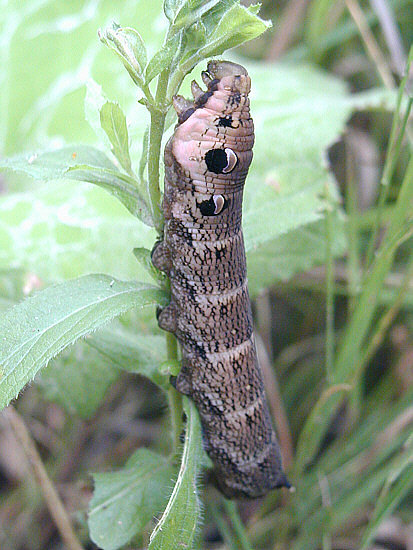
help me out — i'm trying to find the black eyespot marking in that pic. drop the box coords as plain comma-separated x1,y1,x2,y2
199,197,216,216
205,149,228,174
218,116,233,128
198,195,228,216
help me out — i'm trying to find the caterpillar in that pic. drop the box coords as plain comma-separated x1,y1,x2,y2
152,60,288,498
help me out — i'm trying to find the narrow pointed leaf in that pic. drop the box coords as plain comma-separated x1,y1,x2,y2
0,274,167,410
149,398,203,549
99,23,147,88
138,125,150,181
100,101,132,175
67,164,152,225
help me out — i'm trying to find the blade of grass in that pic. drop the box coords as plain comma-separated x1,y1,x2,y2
365,45,413,267
359,254,413,369
296,153,413,470
324,182,336,383
360,434,413,549
345,136,362,314
223,499,254,550
211,505,240,550
345,135,364,420
335,157,413,384
295,391,413,525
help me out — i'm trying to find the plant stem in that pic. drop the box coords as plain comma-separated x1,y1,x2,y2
324,183,335,383
223,499,254,550
166,332,183,453
4,407,84,550
146,62,187,453
147,109,166,233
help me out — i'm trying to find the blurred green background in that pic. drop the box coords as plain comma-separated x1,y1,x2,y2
0,0,412,549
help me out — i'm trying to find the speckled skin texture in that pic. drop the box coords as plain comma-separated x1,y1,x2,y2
152,61,288,498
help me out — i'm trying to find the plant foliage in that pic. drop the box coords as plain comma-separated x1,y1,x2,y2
0,0,412,549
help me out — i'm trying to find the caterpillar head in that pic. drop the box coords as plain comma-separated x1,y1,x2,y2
170,60,253,184
203,60,251,96
172,60,251,124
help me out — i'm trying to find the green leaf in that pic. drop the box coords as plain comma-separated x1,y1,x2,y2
86,324,168,389
0,274,167,411
0,145,152,225
100,101,133,175
149,398,203,549
145,32,182,84
89,448,175,550
201,3,271,56
164,0,225,30
240,63,395,275
99,23,147,88
163,0,178,22
138,125,150,181
180,4,271,72
37,341,120,419
117,26,148,73
180,20,208,61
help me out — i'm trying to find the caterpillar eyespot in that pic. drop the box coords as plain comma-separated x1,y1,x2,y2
152,60,288,499
199,195,226,216
205,148,238,174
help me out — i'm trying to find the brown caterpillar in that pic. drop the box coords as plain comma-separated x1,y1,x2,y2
152,61,288,498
